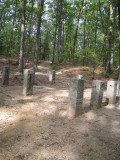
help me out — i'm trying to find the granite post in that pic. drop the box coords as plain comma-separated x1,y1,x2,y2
90,80,105,108
116,81,120,97
2,66,10,85
68,78,84,119
49,70,55,83
77,74,83,79
23,69,34,96
106,81,117,104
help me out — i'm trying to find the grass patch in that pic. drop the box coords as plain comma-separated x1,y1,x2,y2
10,70,21,74
101,72,110,78
82,67,93,75
32,153,39,159
50,64,62,70
51,64,57,70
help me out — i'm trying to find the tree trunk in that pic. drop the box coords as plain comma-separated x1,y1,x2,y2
27,0,34,56
117,0,120,96
57,0,63,65
18,0,26,72
72,0,84,64
95,10,98,54
83,6,86,66
34,0,44,70
52,4,58,64
99,0,107,72
10,0,17,50
107,3,114,73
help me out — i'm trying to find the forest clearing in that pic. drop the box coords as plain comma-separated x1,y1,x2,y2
0,0,120,159
0,57,120,160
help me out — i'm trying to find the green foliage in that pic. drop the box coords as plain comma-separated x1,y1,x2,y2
0,0,119,77
8,49,17,56
51,64,57,70
101,72,110,78
32,153,39,159
82,68,93,75
59,53,70,61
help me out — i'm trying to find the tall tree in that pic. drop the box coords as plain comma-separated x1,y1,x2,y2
18,0,26,72
117,0,120,96
99,0,107,72
34,0,45,70
27,0,34,56
52,1,59,63
72,0,84,64
10,0,17,50
107,2,114,73
57,0,63,65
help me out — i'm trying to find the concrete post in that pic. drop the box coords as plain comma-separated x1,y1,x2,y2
2,66,10,85
23,69,34,96
90,80,105,108
116,81,120,97
106,81,117,104
49,70,55,83
68,78,84,119
76,74,83,79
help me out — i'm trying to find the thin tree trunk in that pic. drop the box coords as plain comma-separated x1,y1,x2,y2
52,6,58,64
27,0,34,56
110,3,114,68
34,0,44,70
95,10,98,54
18,0,26,72
83,3,87,66
11,1,17,50
72,0,84,64
57,0,63,65
117,0,120,96
107,3,114,73
99,0,107,72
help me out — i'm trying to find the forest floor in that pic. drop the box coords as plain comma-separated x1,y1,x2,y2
0,57,120,160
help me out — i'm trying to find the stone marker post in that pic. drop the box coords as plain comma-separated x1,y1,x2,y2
23,69,34,96
106,81,117,104
116,81,120,96
77,74,83,79
2,66,10,85
68,78,84,119
90,80,105,108
49,70,56,83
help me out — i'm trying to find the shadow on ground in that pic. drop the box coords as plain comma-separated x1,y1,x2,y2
0,60,120,160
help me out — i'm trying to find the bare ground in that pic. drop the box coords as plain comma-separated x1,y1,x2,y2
0,58,120,160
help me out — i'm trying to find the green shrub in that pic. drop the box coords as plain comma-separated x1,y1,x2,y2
101,72,110,78
51,64,57,70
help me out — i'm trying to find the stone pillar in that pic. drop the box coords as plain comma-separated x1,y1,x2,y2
32,68,36,84
116,81,120,97
77,74,83,79
49,70,55,83
90,80,105,108
2,66,10,85
23,69,34,96
68,78,84,119
106,81,117,104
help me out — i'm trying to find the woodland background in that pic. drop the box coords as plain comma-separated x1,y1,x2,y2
0,0,120,76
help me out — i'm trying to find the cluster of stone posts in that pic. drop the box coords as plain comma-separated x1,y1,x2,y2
1,66,119,117
69,78,118,118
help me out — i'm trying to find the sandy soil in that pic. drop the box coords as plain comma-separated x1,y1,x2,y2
0,59,120,160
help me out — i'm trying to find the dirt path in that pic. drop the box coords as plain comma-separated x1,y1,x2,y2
0,61,120,160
